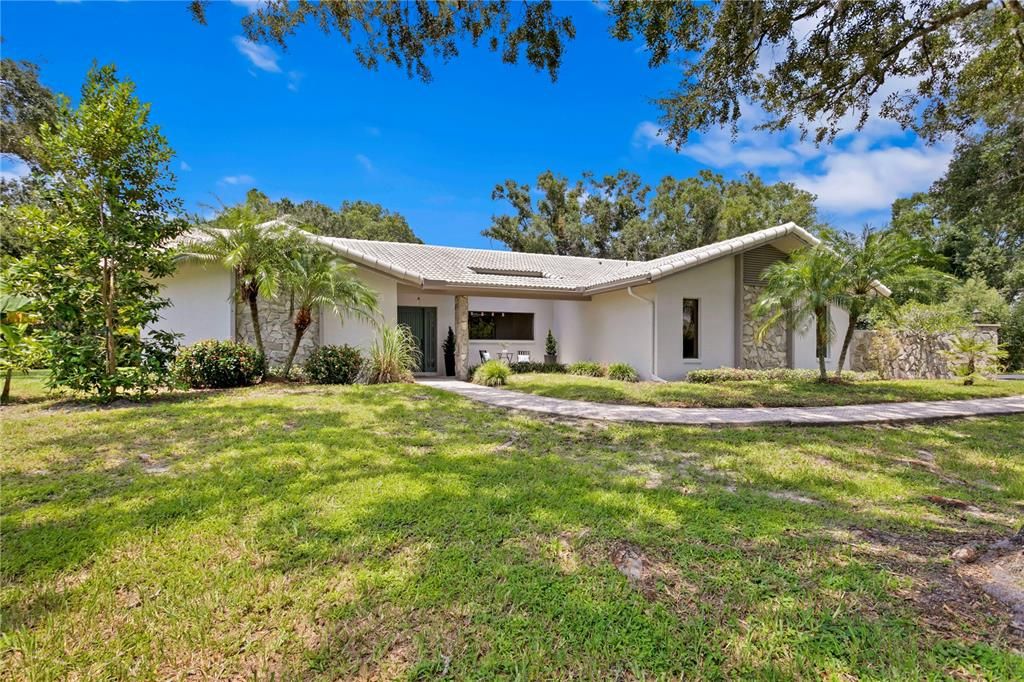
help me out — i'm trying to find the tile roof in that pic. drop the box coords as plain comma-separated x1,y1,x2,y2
313,222,820,295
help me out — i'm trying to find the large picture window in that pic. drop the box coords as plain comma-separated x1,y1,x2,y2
469,311,534,340
682,298,699,359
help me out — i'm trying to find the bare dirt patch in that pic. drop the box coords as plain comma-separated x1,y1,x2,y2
608,541,698,607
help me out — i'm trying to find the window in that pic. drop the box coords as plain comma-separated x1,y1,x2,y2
469,311,534,340
682,299,699,359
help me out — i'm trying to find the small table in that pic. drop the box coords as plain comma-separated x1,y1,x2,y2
498,351,515,364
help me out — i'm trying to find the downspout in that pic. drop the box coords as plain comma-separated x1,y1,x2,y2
627,286,666,382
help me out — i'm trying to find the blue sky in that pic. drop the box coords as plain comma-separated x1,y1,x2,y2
2,1,952,248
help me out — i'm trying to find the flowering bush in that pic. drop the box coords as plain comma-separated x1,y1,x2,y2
304,344,364,384
173,340,265,389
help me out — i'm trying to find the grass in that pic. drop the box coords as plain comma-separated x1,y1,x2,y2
504,372,1024,408
2,374,1024,679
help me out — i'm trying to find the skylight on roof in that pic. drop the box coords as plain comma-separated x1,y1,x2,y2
469,266,546,278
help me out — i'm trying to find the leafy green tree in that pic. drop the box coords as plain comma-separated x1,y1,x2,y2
244,189,420,243
188,0,575,83
486,169,820,259
946,277,1011,324
824,227,948,377
0,57,57,165
6,65,185,400
186,206,300,358
484,171,586,255
931,122,1024,300
752,246,847,381
610,0,1024,145
279,246,378,375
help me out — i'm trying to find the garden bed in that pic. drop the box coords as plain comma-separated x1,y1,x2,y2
501,372,1024,408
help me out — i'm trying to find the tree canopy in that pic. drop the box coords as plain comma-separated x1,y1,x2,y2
192,1,1024,145
891,121,1024,302
241,189,421,243
0,56,58,164
188,0,575,82
484,169,821,260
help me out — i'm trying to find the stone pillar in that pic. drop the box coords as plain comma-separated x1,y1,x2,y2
454,295,470,380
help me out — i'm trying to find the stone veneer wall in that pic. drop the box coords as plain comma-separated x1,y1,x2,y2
741,284,788,369
235,294,321,367
849,325,1000,378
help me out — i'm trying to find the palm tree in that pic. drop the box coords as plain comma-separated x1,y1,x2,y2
825,227,949,377
280,246,379,375
752,246,847,381
185,206,298,357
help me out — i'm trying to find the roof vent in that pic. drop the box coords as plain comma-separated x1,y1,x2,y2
469,267,546,278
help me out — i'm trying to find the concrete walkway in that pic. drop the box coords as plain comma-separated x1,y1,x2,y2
417,378,1024,426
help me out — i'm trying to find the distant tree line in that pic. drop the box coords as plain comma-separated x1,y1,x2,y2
483,170,820,261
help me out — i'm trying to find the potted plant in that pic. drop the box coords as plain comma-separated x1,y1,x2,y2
545,329,558,364
442,326,456,376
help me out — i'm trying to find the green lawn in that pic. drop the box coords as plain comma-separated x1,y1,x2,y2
2,377,1024,679
504,372,1024,408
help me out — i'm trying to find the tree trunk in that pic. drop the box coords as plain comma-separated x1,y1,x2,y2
1,368,12,405
283,307,311,376
246,287,266,358
816,307,828,381
835,312,859,379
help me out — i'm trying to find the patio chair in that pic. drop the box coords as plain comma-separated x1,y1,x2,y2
517,350,531,363
479,349,492,363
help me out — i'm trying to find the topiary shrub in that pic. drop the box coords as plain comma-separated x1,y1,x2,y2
173,339,265,389
304,344,363,384
508,361,566,374
567,361,605,377
473,359,510,386
607,362,639,382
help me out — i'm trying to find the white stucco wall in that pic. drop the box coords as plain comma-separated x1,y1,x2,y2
551,300,589,364
579,287,655,378
151,261,234,345
793,304,851,371
653,256,736,379
321,266,397,351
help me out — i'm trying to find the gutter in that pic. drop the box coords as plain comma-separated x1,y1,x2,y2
626,286,665,382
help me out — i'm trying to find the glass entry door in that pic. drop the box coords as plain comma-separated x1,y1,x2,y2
397,306,437,373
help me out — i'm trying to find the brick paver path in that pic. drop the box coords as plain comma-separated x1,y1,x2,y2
417,378,1024,426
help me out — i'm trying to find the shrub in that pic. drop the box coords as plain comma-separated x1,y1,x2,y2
364,325,420,384
567,361,605,377
473,359,510,386
508,361,566,374
685,367,881,383
304,344,363,384
173,340,265,389
607,362,639,382
942,334,1006,385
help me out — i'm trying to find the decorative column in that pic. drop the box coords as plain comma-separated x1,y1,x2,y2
454,295,470,380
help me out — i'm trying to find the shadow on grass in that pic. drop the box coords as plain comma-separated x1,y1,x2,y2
3,384,1023,678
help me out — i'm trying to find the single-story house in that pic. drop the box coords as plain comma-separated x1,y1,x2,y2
157,221,855,380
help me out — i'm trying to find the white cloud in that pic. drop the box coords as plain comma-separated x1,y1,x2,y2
354,154,374,173
0,155,30,182
785,143,952,213
632,121,666,150
232,36,280,73
230,0,262,12
220,174,256,186
286,71,303,92
180,161,192,172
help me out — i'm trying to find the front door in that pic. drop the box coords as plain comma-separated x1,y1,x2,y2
397,306,437,373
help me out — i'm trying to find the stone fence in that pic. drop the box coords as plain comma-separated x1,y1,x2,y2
849,324,1000,379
